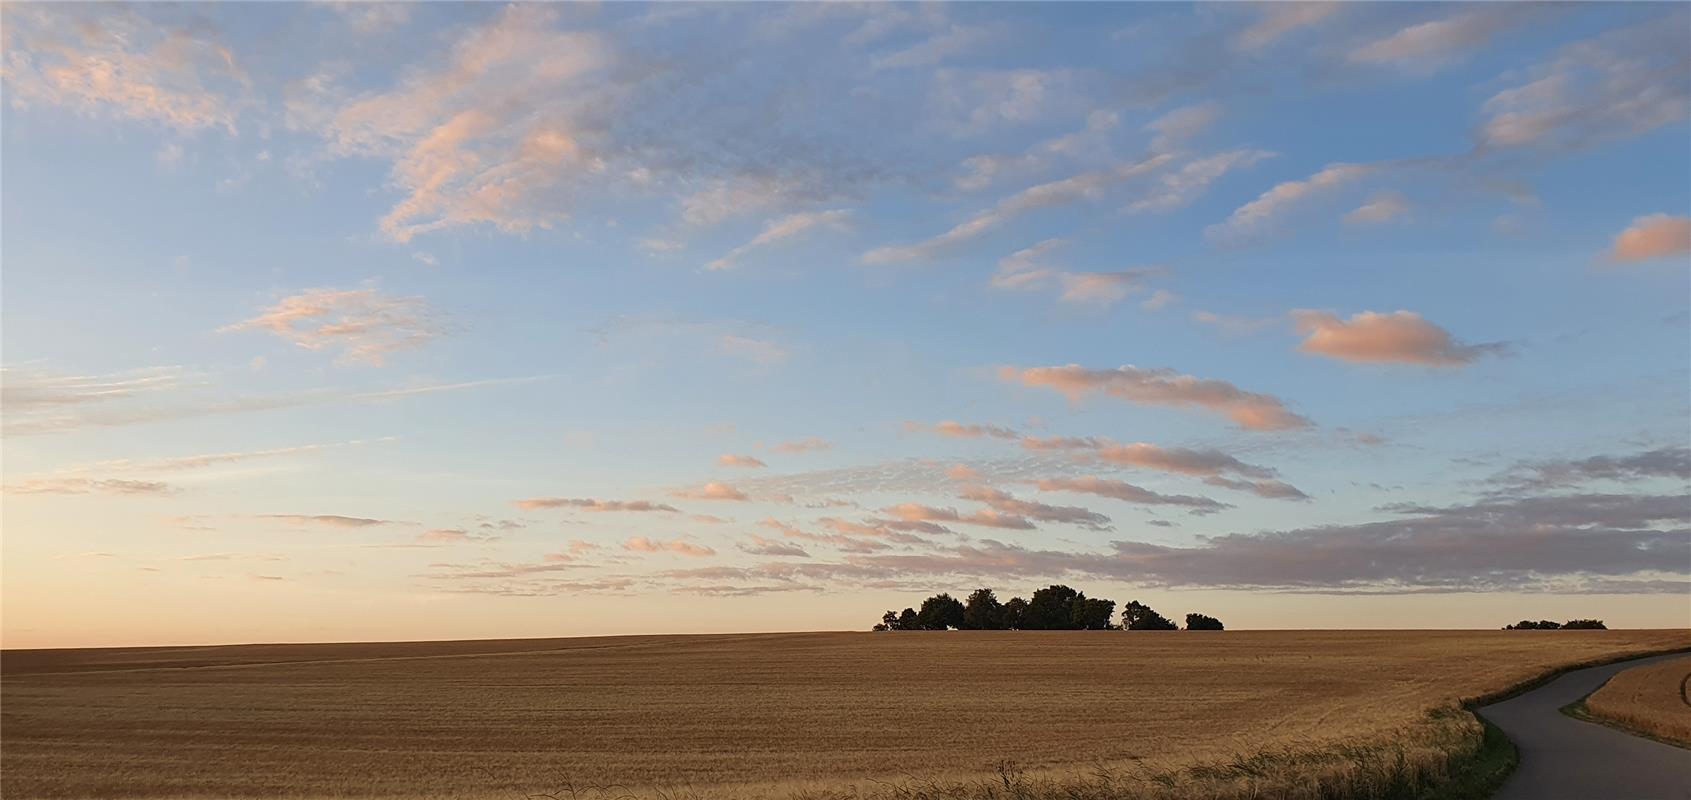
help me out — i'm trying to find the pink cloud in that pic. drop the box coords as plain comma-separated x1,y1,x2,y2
1292,310,1497,367
622,537,716,557
946,464,981,481
672,482,750,501
958,486,1110,529
881,502,1034,530
717,454,768,468
916,420,1020,440
5,478,174,495
1034,476,1230,513
1608,214,1691,263
1020,435,1105,451
514,497,679,512
1002,364,1310,430
219,287,439,366
1094,442,1269,477
771,436,832,454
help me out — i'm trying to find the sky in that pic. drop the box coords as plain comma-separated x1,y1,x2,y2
2,2,1689,649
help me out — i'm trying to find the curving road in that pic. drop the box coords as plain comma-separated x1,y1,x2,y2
1480,651,1691,800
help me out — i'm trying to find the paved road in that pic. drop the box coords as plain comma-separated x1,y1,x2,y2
1480,651,1691,800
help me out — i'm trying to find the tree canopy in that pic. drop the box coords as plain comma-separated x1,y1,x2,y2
871,588,1222,633
1121,600,1178,630
1506,618,1607,630
1185,613,1225,631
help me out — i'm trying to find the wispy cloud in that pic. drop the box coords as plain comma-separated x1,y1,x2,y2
863,154,1171,264
1343,192,1410,225
1207,163,1374,244
623,537,716,557
1489,446,1691,491
671,482,750,502
717,454,768,469
514,498,680,513
1477,16,1690,151
738,534,810,558
1035,476,1230,514
257,514,393,528
706,210,850,271
958,485,1111,530
1,365,549,437
1349,6,1544,73
909,420,1020,440
220,287,440,366
1001,364,1311,430
2,7,251,133
1234,3,1340,51
771,437,832,454
5,478,174,496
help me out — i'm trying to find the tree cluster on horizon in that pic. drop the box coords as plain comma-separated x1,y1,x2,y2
872,586,1225,632
1504,618,1607,630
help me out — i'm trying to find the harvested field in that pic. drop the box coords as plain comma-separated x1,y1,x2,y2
1582,654,1691,747
4,630,1688,799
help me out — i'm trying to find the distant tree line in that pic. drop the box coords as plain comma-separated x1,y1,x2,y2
1504,618,1607,630
873,586,1225,632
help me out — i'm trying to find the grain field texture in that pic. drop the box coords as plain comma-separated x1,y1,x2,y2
4,630,1688,800
1582,653,1691,747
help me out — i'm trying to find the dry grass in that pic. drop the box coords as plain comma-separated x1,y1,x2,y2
3,630,1688,800
1581,654,1691,747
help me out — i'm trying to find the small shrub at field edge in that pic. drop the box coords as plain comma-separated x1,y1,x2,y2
1581,655,1691,746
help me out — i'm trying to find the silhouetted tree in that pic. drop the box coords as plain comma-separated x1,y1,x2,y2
1024,585,1081,629
1185,613,1225,631
1562,619,1607,630
1121,600,1178,630
876,610,900,631
916,593,966,630
1071,595,1117,630
898,607,919,630
1505,620,1564,630
962,588,1004,630
1001,597,1028,630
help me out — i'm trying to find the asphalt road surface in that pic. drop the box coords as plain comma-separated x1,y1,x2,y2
1480,651,1691,800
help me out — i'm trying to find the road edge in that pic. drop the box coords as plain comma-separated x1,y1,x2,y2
1427,646,1691,800
1557,661,1691,751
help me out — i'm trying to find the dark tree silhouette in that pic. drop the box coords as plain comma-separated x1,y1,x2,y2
1508,618,1607,630
1023,585,1081,630
1185,613,1225,631
962,587,1004,630
1122,600,1178,630
1001,596,1028,630
876,610,900,631
916,593,966,630
1070,595,1117,630
897,607,919,630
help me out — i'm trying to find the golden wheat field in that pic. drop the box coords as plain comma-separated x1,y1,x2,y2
1583,654,1691,747
4,630,1688,800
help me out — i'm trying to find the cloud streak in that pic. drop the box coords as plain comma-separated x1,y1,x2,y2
220,287,440,366
1002,364,1311,430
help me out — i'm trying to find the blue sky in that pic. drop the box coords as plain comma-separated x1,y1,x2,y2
3,2,1688,647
